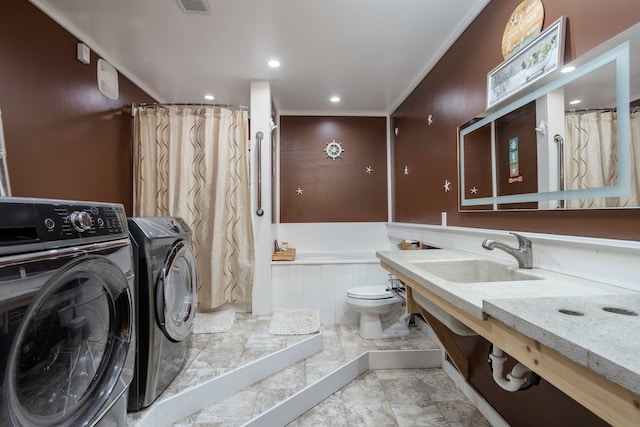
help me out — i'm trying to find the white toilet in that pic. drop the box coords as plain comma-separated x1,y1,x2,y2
346,285,411,339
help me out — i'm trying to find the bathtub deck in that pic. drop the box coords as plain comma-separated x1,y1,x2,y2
271,252,391,324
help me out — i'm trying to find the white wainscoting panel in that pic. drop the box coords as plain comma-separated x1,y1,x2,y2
272,259,389,324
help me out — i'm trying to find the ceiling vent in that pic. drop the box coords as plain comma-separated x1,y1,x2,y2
175,0,211,15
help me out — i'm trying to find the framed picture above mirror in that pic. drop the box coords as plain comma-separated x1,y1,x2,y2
487,16,566,109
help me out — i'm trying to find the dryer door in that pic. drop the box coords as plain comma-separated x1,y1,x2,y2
4,253,133,427
156,239,197,342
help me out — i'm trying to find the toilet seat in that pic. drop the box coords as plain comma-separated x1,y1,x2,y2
347,285,395,300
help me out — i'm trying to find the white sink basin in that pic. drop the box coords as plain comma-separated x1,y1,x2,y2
412,292,478,336
410,259,543,283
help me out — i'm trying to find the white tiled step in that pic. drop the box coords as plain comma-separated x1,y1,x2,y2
133,334,323,427
243,348,443,426
135,332,444,426
131,320,503,426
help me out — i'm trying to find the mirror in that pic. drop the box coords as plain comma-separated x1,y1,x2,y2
459,22,640,211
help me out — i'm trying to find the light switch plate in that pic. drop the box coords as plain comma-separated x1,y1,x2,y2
77,42,90,64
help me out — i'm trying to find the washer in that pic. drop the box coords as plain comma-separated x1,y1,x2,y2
127,217,197,411
0,197,135,427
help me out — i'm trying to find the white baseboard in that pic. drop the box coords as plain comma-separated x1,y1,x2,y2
443,361,510,427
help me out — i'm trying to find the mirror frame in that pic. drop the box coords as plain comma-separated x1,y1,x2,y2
459,37,632,210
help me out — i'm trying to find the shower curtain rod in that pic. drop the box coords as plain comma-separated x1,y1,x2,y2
130,102,249,114
565,107,640,114
565,107,617,114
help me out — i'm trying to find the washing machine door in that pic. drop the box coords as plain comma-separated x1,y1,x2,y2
4,254,133,427
155,240,197,342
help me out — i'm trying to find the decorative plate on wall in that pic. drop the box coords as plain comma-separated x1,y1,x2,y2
502,0,545,59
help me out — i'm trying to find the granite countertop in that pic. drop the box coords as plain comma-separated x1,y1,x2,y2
376,249,640,395
484,294,640,395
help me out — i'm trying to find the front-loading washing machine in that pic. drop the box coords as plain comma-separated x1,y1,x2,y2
0,197,135,427
126,217,198,411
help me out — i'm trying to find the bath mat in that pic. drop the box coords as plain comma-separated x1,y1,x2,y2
193,310,235,334
269,309,320,335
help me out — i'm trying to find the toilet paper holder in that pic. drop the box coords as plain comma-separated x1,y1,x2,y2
387,274,406,305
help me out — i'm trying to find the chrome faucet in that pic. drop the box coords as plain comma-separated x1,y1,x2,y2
481,232,533,269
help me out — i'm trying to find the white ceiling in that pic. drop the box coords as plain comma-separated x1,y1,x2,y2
30,0,489,115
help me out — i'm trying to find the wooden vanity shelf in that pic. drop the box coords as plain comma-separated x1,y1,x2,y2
382,262,640,427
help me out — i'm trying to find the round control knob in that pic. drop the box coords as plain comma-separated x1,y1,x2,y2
70,211,93,232
44,218,55,230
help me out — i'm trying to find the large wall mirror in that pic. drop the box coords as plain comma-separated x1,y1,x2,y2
459,22,640,211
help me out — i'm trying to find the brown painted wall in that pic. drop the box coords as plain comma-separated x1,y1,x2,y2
279,116,388,223
0,1,155,214
393,0,640,240
393,2,640,426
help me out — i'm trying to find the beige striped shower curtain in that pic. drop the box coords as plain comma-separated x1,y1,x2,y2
565,110,640,208
133,106,253,311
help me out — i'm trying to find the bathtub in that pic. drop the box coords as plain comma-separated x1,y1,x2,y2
271,250,390,323
290,251,380,264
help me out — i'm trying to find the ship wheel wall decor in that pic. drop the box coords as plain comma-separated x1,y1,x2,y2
324,139,344,160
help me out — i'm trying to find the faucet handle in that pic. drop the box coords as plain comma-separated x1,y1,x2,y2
509,232,531,248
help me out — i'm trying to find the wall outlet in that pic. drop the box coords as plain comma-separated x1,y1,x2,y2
441,212,447,227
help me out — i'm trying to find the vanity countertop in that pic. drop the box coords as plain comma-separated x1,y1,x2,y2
376,249,635,319
484,294,640,395
376,249,640,395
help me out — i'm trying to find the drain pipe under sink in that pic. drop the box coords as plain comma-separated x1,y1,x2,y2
488,345,532,392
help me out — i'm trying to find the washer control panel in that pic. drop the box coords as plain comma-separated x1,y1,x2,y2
0,197,129,255
36,202,127,241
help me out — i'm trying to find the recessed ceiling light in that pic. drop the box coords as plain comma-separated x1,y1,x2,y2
561,66,576,73
330,96,340,103
204,94,215,100
569,99,582,105
268,59,280,68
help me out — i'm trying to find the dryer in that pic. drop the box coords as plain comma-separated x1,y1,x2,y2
0,197,135,427
127,217,198,411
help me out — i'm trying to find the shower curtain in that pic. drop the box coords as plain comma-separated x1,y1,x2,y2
564,110,640,208
133,106,254,311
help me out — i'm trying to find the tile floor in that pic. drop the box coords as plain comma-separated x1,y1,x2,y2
127,313,492,427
